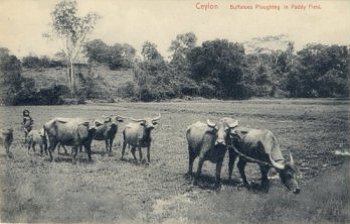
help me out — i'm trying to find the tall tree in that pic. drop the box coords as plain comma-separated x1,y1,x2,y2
286,44,348,97
188,39,245,98
169,32,197,67
45,0,99,95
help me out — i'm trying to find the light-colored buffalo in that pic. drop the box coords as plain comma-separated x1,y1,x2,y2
186,118,239,186
121,114,161,163
228,127,300,194
93,115,125,155
26,128,47,155
43,117,96,162
0,128,14,157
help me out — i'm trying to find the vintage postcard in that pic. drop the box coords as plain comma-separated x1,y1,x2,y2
0,0,349,223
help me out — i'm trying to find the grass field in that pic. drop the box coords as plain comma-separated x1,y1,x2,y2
0,99,349,223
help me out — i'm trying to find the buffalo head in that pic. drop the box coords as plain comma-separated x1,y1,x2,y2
130,113,161,130
270,152,300,194
206,117,239,146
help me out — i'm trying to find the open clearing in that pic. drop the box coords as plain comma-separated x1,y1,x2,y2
0,99,349,223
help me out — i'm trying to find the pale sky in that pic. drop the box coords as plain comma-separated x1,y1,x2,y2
1,0,350,59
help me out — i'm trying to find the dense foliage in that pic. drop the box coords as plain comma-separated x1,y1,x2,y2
125,34,349,101
84,39,136,70
0,48,67,105
22,55,64,68
1,32,349,104
286,44,348,97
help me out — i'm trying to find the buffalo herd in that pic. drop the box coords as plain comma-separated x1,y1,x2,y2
1,113,301,194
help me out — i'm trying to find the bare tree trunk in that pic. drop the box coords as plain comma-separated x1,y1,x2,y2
70,62,75,95
66,64,72,95
66,61,76,96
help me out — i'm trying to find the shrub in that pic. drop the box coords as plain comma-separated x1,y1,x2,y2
22,55,63,68
117,81,138,98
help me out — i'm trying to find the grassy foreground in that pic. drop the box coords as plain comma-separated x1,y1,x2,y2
0,99,349,223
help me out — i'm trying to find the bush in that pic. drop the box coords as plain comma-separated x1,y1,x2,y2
14,84,68,105
84,40,136,70
117,81,138,99
22,56,64,68
0,48,23,105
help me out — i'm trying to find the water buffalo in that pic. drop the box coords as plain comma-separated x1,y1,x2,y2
0,128,13,157
26,128,47,156
43,117,96,162
121,114,161,163
186,118,239,186
228,127,300,194
93,115,125,155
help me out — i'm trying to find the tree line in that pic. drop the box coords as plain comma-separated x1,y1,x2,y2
1,33,349,105
119,33,348,101
1,0,348,105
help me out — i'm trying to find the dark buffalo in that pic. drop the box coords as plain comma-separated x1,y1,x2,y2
228,127,301,194
93,115,125,155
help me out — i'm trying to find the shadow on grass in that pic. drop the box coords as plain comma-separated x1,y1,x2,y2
120,157,150,166
42,156,94,164
90,149,106,155
183,172,267,193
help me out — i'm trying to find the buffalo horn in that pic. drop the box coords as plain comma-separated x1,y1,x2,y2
228,119,239,128
115,115,126,119
79,121,90,127
290,152,294,164
206,119,216,128
152,113,161,121
269,154,285,170
130,117,146,122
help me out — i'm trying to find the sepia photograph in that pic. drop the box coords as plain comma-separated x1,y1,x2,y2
0,0,349,223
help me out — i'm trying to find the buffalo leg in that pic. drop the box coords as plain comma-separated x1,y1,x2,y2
43,139,48,155
259,165,270,192
146,145,151,163
187,146,195,175
85,143,92,161
194,157,205,185
110,138,114,153
237,159,249,186
58,144,68,155
131,147,137,161
138,147,143,162
5,144,10,155
228,149,237,181
40,144,43,156
215,160,223,186
72,146,78,163
105,139,109,153
121,142,127,160
62,145,68,155
27,143,31,155
48,141,58,162
109,138,114,155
